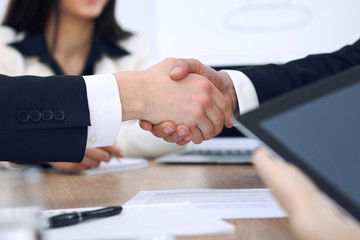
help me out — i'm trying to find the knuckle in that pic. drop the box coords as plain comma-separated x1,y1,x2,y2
193,93,211,109
191,108,205,119
200,95,212,108
198,78,212,91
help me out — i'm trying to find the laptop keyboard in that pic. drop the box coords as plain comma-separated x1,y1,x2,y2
180,149,253,156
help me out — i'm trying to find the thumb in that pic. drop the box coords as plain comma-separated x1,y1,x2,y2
170,65,189,81
169,58,200,80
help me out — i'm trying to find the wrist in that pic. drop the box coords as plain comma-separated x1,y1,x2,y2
113,71,147,121
219,71,237,112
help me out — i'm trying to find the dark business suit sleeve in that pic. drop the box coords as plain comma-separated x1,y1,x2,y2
240,38,360,103
0,74,91,163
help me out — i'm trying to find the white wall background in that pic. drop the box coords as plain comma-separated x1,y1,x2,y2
0,0,9,20
1,0,359,66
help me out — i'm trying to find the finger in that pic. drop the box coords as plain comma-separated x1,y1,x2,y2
164,124,191,143
193,115,213,141
191,126,205,144
253,149,289,189
191,80,225,140
176,135,192,145
169,58,193,80
171,61,234,129
47,162,88,173
170,59,234,129
208,89,227,136
253,148,319,214
253,149,298,213
139,120,153,131
84,148,112,162
219,71,236,128
209,72,234,129
170,58,216,81
81,156,102,168
149,121,177,138
199,105,223,140
68,164,89,172
101,145,123,158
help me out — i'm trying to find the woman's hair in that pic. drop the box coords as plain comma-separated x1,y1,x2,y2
2,0,132,43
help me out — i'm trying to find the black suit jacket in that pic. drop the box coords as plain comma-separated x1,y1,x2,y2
241,38,360,103
0,74,90,163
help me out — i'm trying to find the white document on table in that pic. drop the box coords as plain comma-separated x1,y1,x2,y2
42,203,235,240
83,157,148,175
124,189,287,219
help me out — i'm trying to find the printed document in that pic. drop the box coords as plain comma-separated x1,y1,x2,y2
125,189,287,219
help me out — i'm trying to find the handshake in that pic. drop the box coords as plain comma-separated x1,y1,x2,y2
114,58,237,145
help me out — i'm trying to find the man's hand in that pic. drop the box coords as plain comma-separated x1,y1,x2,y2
170,58,237,118
253,148,360,240
115,58,233,144
140,121,193,145
140,58,237,144
47,145,123,173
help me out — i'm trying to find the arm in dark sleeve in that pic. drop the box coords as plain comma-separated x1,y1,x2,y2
241,38,360,102
0,74,91,163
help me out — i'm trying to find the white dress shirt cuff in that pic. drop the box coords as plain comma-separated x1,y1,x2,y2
83,74,122,148
223,70,259,115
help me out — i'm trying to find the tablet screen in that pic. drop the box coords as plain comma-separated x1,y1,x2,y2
260,81,360,208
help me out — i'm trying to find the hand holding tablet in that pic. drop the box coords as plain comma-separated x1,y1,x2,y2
253,148,360,240
236,66,360,220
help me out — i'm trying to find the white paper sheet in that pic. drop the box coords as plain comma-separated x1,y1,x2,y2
83,157,148,175
124,189,287,219
42,203,235,240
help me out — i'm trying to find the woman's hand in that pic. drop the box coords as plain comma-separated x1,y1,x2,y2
47,145,123,173
253,148,360,240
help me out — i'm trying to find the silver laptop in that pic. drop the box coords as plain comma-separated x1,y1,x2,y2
155,137,259,164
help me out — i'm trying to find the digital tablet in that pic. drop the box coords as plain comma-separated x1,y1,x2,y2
235,65,360,220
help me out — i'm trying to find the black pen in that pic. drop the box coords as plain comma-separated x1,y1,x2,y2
46,206,122,228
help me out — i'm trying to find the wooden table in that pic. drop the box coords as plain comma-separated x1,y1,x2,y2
43,161,295,240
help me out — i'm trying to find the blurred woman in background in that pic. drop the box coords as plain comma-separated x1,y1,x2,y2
0,0,184,172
